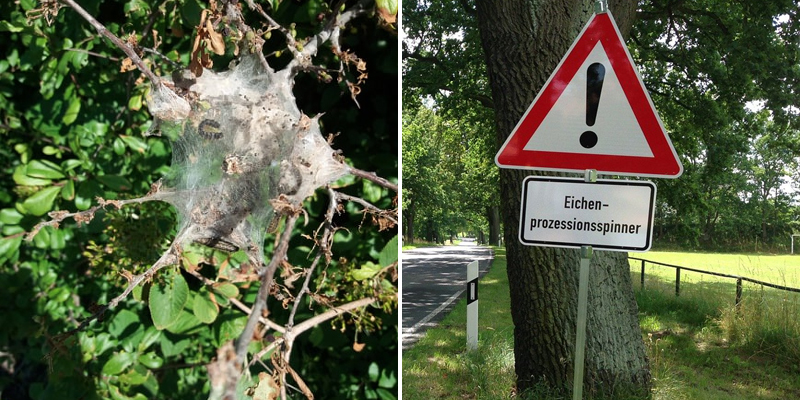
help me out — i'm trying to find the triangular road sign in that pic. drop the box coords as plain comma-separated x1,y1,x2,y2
495,12,683,178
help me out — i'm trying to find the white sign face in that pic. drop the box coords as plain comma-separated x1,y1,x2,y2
519,177,656,252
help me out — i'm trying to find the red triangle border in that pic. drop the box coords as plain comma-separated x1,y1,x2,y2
495,12,683,178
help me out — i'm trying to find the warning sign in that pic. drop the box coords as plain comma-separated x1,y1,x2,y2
495,12,682,178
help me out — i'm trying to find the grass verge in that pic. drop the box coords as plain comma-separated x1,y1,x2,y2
402,251,800,399
402,247,515,399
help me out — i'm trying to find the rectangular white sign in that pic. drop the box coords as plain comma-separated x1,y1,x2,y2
519,177,656,252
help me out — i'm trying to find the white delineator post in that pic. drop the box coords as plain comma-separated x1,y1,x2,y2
467,260,479,351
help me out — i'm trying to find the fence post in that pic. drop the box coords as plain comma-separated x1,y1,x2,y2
675,268,681,297
735,278,743,311
640,260,645,289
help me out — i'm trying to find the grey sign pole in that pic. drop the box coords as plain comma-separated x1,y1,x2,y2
571,169,598,400
572,245,593,400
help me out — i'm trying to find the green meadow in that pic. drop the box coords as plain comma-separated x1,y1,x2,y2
402,249,800,399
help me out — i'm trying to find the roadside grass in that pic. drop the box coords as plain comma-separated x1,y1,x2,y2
402,250,800,399
631,252,800,399
402,247,516,399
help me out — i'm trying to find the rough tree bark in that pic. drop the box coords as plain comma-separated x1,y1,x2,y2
474,0,651,396
488,205,501,246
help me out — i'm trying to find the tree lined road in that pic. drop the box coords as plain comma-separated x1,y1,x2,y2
401,240,494,349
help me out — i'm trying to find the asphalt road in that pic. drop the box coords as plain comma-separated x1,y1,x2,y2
401,239,494,350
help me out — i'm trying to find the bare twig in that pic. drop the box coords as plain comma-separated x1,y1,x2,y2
336,191,398,225
27,195,158,240
289,297,377,338
56,244,179,339
349,167,399,192
61,0,160,84
286,187,338,329
183,268,285,333
289,0,372,73
234,214,300,362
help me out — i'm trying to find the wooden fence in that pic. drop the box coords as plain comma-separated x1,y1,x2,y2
629,257,800,308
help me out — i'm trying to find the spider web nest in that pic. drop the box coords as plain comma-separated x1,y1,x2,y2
147,54,350,264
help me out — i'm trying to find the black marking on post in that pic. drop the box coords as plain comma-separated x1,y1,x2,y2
467,278,479,305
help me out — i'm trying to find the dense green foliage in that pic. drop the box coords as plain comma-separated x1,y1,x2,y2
403,0,800,252
401,0,499,244
632,0,800,251
0,0,397,399
401,107,497,244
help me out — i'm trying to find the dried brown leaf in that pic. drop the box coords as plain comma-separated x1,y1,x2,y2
205,19,226,55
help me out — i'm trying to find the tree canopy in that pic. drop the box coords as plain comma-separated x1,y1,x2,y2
403,0,800,251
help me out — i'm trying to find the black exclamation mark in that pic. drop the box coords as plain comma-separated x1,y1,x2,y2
580,63,605,149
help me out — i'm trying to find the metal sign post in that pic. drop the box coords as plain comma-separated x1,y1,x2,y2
572,245,593,400
571,169,597,400
466,261,479,351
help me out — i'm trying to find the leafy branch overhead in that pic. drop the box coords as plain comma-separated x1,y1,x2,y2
7,0,398,399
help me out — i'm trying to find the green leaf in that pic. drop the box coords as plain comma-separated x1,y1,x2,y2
165,310,203,334
118,368,149,386
108,384,148,400
75,180,101,210
0,236,23,261
159,336,191,358
62,159,83,172
61,179,75,200
62,96,81,125
378,235,398,267
97,175,132,191
120,134,148,153
351,261,382,281
110,309,140,338
13,166,51,186
368,362,380,382
362,180,384,203
212,282,239,299
217,315,247,345
192,289,219,324
47,287,70,303
148,271,189,330
0,208,24,225
128,93,143,111
103,351,136,375
137,352,163,369
27,160,65,179
376,388,396,400
0,21,24,32
22,186,61,216
138,327,161,352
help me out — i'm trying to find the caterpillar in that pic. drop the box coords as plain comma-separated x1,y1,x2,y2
198,119,223,140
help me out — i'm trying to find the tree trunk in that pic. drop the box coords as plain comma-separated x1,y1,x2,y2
488,205,501,246
405,200,415,244
474,0,651,396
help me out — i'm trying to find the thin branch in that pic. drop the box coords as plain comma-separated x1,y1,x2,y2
27,195,160,240
61,0,160,84
336,191,398,225
65,47,120,61
234,214,300,363
289,297,377,339
56,244,179,339
349,167,398,192
183,268,285,333
287,0,372,73
286,187,338,329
